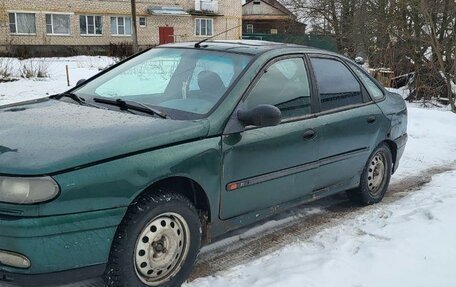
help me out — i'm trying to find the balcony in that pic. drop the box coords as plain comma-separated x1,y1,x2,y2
193,0,220,15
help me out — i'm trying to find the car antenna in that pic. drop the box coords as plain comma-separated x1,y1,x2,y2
194,25,242,48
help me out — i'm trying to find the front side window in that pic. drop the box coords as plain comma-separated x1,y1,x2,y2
310,57,363,111
80,15,103,35
73,48,251,118
245,58,312,119
195,18,213,36
9,12,36,34
348,62,385,100
111,16,132,35
46,14,71,35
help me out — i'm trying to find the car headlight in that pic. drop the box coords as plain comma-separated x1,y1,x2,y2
0,176,59,204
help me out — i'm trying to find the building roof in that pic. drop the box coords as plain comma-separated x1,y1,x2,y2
243,0,295,17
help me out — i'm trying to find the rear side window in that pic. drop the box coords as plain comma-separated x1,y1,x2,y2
245,58,311,119
348,62,385,100
310,57,363,111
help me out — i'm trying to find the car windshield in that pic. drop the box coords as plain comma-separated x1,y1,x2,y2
73,48,252,119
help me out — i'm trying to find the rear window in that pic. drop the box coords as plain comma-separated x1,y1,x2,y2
348,62,385,100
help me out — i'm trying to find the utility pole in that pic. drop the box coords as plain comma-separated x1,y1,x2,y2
131,0,139,53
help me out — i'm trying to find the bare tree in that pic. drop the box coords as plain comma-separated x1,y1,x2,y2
287,0,359,56
286,0,456,112
420,0,456,112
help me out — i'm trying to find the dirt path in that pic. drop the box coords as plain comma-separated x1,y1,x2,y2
55,163,454,287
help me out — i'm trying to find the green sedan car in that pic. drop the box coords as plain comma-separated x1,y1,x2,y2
0,41,407,287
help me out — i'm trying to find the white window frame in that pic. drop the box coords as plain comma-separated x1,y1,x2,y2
111,16,132,36
46,13,72,36
195,18,213,37
80,15,103,36
139,17,147,27
246,24,254,34
8,11,37,35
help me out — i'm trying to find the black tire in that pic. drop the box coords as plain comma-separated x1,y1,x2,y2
347,143,393,206
105,192,202,287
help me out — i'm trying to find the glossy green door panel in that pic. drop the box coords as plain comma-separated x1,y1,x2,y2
314,103,386,190
220,118,321,219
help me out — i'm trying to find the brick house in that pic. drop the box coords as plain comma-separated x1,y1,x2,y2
0,0,242,55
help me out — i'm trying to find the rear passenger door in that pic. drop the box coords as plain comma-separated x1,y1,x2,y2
308,55,384,192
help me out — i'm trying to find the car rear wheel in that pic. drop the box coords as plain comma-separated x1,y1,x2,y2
105,192,201,287
347,143,392,205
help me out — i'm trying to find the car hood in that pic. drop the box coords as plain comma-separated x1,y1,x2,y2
0,99,210,175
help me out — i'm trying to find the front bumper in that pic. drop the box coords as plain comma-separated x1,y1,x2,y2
0,264,105,287
0,207,127,286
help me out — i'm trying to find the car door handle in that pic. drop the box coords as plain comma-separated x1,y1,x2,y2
367,116,377,124
303,129,316,140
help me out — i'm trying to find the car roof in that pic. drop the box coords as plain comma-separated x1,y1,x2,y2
159,40,331,56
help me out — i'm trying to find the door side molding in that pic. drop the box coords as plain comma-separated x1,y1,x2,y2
226,147,369,191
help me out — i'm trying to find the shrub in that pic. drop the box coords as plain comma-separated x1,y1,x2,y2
0,58,14,79
20,59,49,79
108,42,133,61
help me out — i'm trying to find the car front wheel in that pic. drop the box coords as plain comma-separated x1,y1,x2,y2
347,143,393,205
105,192,202,287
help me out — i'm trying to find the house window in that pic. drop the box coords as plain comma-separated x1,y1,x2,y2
80,15,103,35
111,16,132,35
195,18,213,36
139,17,146,27
8,12,36,34
246,24,254,34
46,14,71,35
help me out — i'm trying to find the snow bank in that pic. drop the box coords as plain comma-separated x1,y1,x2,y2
393,107,456,180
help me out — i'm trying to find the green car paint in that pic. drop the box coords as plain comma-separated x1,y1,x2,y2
0,42,407,283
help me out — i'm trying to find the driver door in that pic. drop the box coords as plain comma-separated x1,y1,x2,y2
220,56,322,220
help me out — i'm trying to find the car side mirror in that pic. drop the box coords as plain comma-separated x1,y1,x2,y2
76,79,86,86
237,104,282,127
355,57,365,65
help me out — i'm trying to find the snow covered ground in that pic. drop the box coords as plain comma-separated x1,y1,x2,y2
0,56,115,106
189,171,456,287
1,57,456,287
